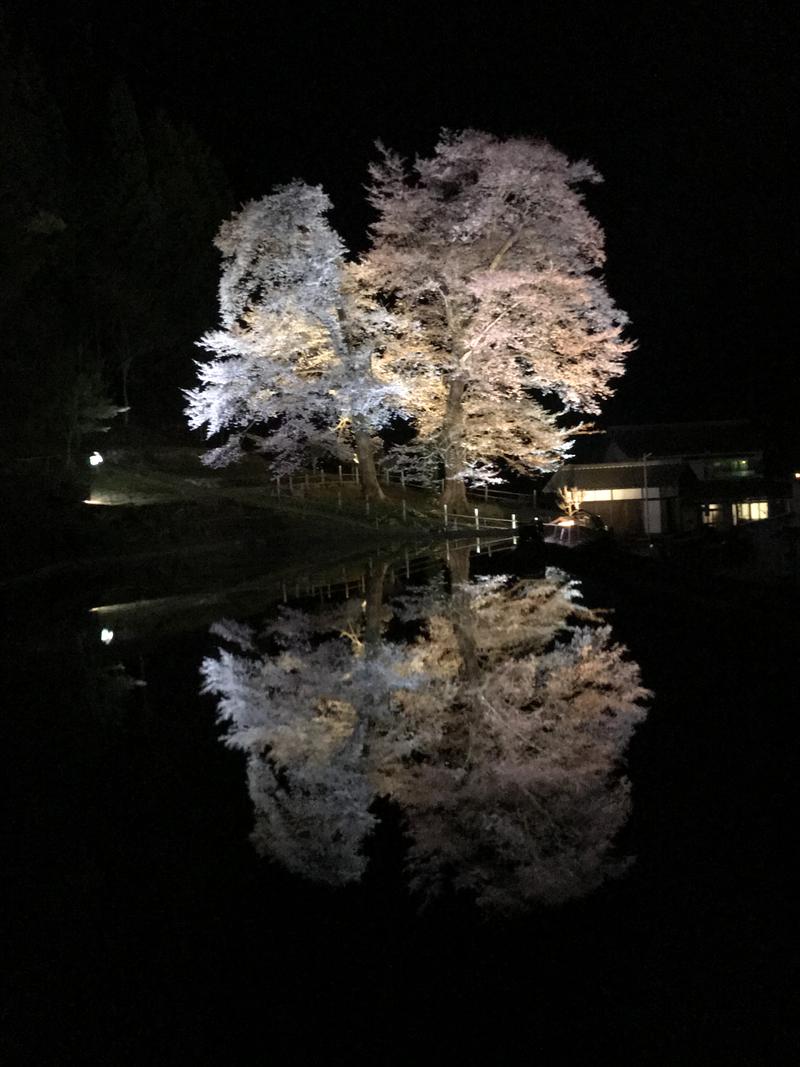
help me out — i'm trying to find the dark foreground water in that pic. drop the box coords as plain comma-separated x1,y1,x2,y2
3,538,796,1063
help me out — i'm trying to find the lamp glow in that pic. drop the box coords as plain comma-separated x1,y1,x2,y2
89,451,104,466
100,628,114,644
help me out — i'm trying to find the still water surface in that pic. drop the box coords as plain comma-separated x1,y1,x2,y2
198,542,649,911
5,537,793,1060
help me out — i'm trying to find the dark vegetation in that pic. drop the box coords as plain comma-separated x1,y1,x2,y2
1,19,230,481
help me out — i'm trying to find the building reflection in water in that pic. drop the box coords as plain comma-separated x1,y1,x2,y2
201,546,651,913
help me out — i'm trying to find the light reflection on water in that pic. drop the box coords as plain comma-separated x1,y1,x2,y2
202,541,651,914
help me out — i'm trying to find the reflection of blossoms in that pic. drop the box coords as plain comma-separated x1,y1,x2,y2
202,603,417,884
201,560,650,911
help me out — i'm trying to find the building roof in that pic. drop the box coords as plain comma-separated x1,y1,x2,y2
545,461,690,492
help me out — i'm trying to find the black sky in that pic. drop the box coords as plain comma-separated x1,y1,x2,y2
7,0,796,431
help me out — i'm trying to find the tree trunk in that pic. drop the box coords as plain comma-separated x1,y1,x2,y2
440,376,468,510
354,425,385,501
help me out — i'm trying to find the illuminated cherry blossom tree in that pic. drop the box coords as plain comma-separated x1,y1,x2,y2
362,130,635,506
185,182,404,499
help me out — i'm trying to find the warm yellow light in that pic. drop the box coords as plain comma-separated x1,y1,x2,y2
562,519,576,527
795,472,800,480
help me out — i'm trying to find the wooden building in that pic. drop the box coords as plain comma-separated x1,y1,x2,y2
544,421,793,539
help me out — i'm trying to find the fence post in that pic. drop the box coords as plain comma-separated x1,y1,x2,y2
321,469,326,484
337,491,342,510
282,581,287,604
443,504,448,530
512,513,517,530
338,464,343,483
476,537,481,554
365,500,370,517
402,499,407,523
276,475,281,497
533,489,537,509
484,486,488,502
400,470,405,490
404,548,410,578
355,464,360,485
384,468,390,485
474,507,480,531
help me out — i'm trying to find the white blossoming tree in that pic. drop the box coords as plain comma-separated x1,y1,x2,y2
185,181,404,499
361,130,635,507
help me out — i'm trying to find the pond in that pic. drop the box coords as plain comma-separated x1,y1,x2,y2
4,536,794,1062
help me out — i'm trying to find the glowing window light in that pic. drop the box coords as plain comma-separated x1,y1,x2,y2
100,628,114,645
89,451,104,466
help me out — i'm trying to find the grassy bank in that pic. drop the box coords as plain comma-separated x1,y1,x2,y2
1,446,437,592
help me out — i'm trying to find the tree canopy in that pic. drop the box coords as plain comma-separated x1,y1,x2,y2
362,130,635,504
187,130,633,502
185,181,406,497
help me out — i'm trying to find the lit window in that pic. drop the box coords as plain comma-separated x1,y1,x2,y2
707,458,753,479
701,503,722,525
733,500,768,523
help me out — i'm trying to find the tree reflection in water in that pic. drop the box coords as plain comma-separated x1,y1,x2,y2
201,547,650,913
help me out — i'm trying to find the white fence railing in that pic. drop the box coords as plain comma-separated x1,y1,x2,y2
442,505,518,532
270,464,539,503
268,465,528,532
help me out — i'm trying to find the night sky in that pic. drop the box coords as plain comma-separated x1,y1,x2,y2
7,0,795,432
